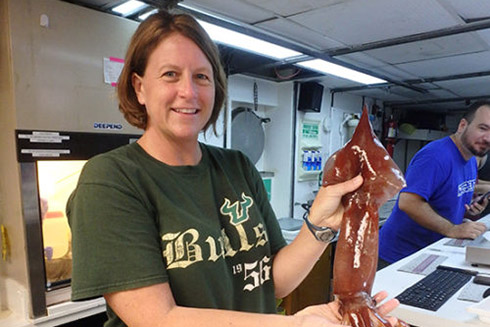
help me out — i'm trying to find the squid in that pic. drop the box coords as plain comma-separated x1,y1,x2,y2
322,107,408,327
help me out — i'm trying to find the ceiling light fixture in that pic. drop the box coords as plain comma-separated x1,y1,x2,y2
296,59,387,85
198,20,303,60
178,3,238,25
176,3,384,83
112,0,147,16
138,8,158,21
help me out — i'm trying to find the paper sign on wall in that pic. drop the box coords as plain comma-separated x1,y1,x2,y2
103,57,124,87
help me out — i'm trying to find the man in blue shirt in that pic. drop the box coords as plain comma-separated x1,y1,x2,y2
379,101,490,267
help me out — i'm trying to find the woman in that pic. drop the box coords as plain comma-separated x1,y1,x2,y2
67,10,398,327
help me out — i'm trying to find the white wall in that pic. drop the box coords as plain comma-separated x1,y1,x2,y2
292,89,382,219
262,83,295,219
226,77,383,221
227,75,294,219
9,0,141,134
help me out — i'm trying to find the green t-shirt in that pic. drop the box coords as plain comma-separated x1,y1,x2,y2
67,142,286,326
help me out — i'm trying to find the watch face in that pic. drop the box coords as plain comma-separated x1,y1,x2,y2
317,229,335,242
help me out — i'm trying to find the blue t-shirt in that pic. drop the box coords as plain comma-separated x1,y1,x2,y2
379,136,477,263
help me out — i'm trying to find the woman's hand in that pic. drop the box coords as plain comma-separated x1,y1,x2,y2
308,175,363,230
373,290,401,326
294,290,400,327
293,299,342,325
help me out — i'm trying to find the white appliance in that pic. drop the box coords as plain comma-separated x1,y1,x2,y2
465,232,490,266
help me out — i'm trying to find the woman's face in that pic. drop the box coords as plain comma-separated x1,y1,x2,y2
133,33,215,143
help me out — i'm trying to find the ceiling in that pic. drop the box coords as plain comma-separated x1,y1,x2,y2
61,0,490,113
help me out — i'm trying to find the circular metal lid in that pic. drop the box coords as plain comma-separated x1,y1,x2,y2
231,107,266,164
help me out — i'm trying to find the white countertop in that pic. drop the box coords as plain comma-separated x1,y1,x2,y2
0,297,105,327
373,216,490,327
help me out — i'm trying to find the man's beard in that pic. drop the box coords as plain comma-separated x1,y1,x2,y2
461,130,489,157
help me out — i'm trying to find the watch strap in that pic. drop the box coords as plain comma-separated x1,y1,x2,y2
302,211,338,243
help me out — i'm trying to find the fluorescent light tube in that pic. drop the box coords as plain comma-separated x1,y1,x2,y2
138,9,158,21
112,0,147,16
297,59,387,85
179,3,241,25
197,20,303,60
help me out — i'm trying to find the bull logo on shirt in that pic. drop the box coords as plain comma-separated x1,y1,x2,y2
220,193,257,252
220,193,253,225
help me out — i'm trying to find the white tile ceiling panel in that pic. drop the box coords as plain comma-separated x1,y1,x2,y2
257,17,343,51
335,53,387,69
369,64,420,81
398,83,459,99
182,0,273,24
423,88,459,99
346,88,409,102
243,0,346,17
288,0,460,45
314,74,362,89
417,83,444,90
432,76,490,98
334,54,422,82
415,83,460,98
79,0,115,6
440,0,490,20
395,51,490,78
384,86,439,100
476,29,490,47
364,33,488,65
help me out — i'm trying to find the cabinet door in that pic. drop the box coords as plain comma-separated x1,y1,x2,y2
281,244,333,315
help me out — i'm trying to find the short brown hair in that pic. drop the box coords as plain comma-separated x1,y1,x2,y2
463,100,490,124
117,11,227,133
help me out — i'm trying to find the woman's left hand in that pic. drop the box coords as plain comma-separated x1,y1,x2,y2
295,290,400,326
308,175,363,231
373,290,401,326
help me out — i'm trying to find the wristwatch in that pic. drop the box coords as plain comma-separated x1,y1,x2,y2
302,212,338,243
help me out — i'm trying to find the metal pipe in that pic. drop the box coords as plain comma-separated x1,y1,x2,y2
290,82,299,218
327,19,490,56
384,95,490,108
332,70,490,94
404,70,490,84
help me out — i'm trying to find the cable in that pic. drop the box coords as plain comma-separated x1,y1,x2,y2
274,66,302,80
